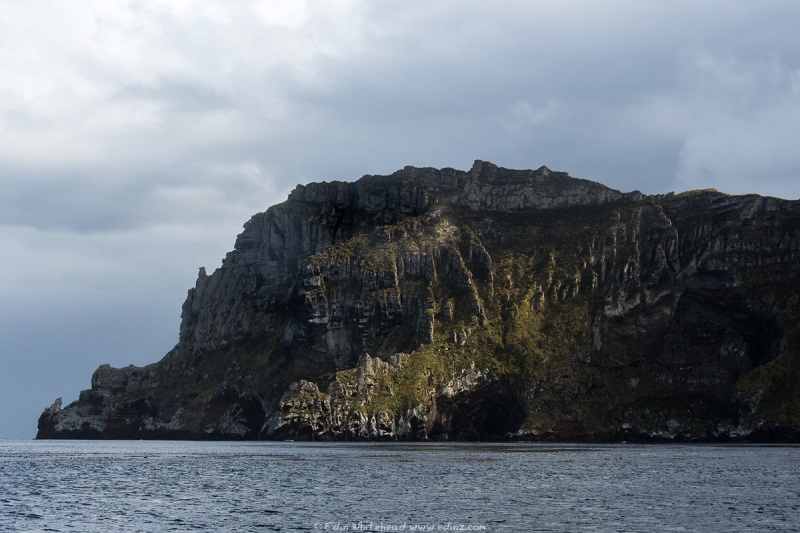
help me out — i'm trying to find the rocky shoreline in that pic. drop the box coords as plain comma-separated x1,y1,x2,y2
38,161,800,441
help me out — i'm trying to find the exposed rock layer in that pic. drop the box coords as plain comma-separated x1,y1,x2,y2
38,161,800,441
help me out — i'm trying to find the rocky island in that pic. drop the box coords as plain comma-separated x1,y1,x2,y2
37,161,800,441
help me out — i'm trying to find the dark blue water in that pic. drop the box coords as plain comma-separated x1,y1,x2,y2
1,440,798,532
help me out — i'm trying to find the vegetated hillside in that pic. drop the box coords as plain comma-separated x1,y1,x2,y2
38,161,800,441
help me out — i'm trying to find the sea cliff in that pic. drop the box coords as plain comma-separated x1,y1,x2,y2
38,161,800,441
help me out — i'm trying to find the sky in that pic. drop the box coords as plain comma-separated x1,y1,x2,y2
2,1,800,439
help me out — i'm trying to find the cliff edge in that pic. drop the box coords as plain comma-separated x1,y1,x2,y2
37,161,800,441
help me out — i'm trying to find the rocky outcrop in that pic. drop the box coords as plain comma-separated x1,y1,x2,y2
37,162,800,441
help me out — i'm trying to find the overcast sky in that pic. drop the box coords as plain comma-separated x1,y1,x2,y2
2,1,800,438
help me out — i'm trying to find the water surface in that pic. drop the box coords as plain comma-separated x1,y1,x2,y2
1,440,798,531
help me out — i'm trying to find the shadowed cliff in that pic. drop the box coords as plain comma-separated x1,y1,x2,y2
37,161,800,441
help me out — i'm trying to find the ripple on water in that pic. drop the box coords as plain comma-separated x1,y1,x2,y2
0,441,799,531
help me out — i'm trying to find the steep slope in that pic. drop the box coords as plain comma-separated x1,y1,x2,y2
37,161,800,441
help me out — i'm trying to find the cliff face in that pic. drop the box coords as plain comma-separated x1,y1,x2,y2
37,161,800,441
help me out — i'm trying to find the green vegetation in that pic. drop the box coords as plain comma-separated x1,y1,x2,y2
669,188,722,200
49,175,800,441
736,325,800,427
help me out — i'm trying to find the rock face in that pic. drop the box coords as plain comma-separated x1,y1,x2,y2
37,161,800,441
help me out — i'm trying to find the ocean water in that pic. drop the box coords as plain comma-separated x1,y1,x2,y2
0,440,798,532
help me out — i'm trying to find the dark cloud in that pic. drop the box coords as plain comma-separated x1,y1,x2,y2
2,1,800,437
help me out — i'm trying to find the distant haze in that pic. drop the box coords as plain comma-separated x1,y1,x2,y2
2,1,800,438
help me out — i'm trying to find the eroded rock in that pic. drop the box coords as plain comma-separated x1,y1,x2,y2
37,162,800,441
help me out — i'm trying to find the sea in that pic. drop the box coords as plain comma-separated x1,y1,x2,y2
0,440,798,532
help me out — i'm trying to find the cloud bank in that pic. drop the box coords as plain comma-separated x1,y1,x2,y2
2,0,800,437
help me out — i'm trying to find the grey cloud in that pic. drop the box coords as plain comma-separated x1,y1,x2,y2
0,161,280,234
111,79,235,113
3,2,800,438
